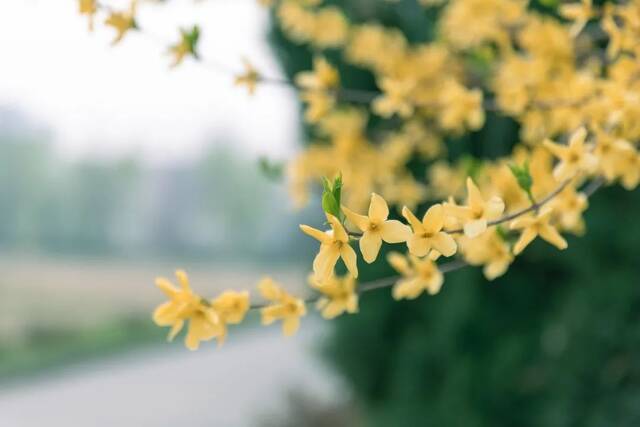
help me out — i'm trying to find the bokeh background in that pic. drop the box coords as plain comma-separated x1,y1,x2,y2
1,0,640,426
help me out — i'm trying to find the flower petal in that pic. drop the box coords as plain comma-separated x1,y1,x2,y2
282,316,300,336
321,301,344,319
513,228,537,255
387,252,412,276
340,244,359,278
422,204,444,234
313,244,340,281
342,206,370,232
464,219,487,238
258,277,282,301
407,235,429,257
544,139,569,160
175,269,190,291
431,232,457,257
392,278,424,300
167,319,184,342
155,278,179,298
380,220,411,243
510,215,536,230
484,260,509,280
299,224,332,244
327,214,349,242
368,193,389,222
402,206,424,233
539,224,568,250
153,301,179,326
425,270,444,295
485,196,505,219
568,126,587,149
466,177,485,210
359,231,382,264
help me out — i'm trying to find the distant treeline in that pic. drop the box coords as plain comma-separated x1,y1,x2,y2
0,110,314,261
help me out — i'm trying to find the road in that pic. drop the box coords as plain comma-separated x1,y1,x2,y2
0,322,345,427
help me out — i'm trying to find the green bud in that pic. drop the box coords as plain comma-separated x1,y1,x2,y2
185,25,200,58
509,161,535,203
320,174,343,219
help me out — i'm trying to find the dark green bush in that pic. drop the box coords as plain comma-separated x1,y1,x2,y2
270,1,640,425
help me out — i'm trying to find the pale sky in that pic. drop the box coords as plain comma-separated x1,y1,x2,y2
0,0,299,164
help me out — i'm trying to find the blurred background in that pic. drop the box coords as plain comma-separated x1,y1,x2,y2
0,0,351,426
2,0,640,426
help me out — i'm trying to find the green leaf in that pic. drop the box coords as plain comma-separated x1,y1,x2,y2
184,25,200,58
320,174,343,219
258,157,283,181
509,161,534,202
332,173,343,209
322,191,340,218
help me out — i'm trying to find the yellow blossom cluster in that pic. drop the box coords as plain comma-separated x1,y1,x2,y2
78,0,640,350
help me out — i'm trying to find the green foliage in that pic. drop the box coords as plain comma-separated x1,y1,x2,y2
509,161,535,203
258,156,284,181
183,25,200,58
321,174,344,220
270,1,640,426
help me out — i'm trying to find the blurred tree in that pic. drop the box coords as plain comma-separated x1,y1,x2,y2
269,1,640,425
0,112,306,261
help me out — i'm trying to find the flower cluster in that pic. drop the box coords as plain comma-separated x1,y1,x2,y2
78,0,640,350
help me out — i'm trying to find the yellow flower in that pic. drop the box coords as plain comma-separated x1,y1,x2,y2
592,133,632,182
104,1,137,45
441,0,525,51
301,90,336,123
295,56,339,90
309,274,358,319
311,7,349,48
444,177,505,238
372,77,415,118
277,1,316,44
300,213,358,280
210,290,250,343
152,270,224,351
387,252,444,299
345,24,408,72
560,0,595,37
234,59,261,95
549,185,588,235
402,204,457,257
616,144,640,190
543,127,598,180
601,6,634,58
342,193,411,263
296,57,339,123
437,80,485,132
78,0,97,31
510,207,568,255
258,277,306,336
459,229,513,280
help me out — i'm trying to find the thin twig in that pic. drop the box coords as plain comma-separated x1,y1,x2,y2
248,177,605,312
446,178,574,234
248,258,468,311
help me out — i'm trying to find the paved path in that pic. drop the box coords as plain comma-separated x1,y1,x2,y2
0,323,344,427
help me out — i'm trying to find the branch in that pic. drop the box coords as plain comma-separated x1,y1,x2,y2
446,178,574,234
249,176,604,312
